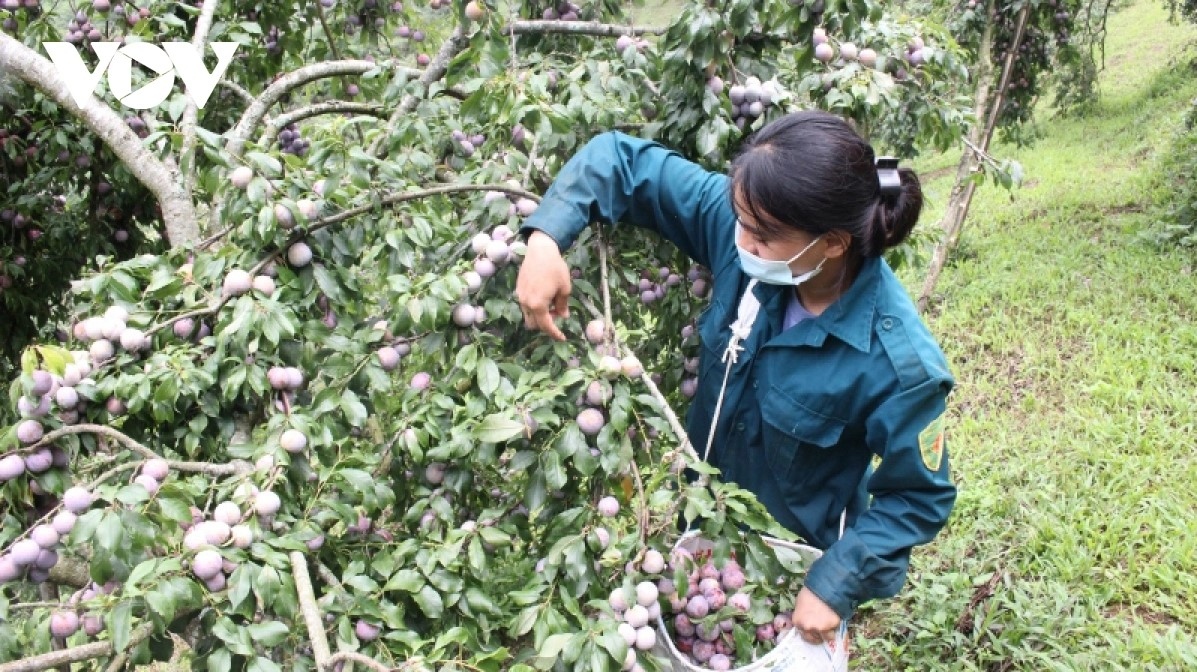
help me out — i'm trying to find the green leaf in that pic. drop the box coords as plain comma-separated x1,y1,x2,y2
254,565,281,609
110,600,134,652
95,511,124,552
247,621,291,646
228,563,260,610
206,648,232,672
413,584,444,619
384,569,425,593
157,496,194,526
474,414,526,443
468,536,486,572
145,587,177,623
477,358,500,397
537,632,574,661
542,451,566,491
340,389,369,426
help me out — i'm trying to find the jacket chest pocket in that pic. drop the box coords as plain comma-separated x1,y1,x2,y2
760,386,849,491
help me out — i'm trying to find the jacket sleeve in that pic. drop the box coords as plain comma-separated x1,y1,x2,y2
802,376,957,620
517,131,735,271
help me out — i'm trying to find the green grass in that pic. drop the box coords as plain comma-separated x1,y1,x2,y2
858,1,1197,669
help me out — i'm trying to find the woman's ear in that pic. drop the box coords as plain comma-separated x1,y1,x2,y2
822,231,852,259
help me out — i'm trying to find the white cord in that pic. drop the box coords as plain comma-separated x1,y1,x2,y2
701,280,760,463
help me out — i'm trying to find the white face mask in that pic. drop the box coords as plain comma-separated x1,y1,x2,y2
734,221,827,286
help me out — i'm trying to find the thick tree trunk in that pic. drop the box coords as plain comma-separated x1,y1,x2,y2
0,33,200,249
918,1,1032,314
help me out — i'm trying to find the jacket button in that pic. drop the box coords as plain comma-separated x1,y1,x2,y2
881,318,894,330
752,380,758,389
735,423,745,432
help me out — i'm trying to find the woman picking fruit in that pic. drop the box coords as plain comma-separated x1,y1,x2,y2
515,110,957,647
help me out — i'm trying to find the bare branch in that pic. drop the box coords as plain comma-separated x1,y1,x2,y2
370,26,470,158
179,0,220,199
505,20,666,37
0,33,199,248
291,552,333,670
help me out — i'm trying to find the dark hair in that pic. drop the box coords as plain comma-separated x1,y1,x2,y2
728,110,923,258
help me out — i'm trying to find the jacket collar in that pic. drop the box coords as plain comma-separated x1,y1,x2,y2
758,256,881,353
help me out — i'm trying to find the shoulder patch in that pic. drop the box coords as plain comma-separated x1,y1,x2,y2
918,413,945,471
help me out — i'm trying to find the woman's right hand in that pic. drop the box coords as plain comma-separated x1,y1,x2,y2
515,230,573,341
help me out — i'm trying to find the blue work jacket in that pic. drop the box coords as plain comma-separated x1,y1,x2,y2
520,131,957,619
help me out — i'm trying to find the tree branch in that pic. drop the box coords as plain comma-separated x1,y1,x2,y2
0,33,199,248
0,623,152,672
291,552,333,670
298,183,540,239
226,60,419,158
22,424,252,476
504,20,666,37
219,79,254,105
327,652,397,672
179,0,220,200
370,26,470,158
259,102,387,147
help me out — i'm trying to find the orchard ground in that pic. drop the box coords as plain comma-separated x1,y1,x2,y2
855,1,1197,669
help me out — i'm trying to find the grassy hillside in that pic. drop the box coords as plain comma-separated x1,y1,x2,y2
862,1,1197,669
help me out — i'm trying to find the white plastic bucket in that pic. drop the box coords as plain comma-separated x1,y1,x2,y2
652,534,849,672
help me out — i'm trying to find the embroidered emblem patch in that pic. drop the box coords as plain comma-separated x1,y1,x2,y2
918,414,945,471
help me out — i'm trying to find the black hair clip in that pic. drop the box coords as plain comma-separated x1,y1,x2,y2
876,157,901,199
